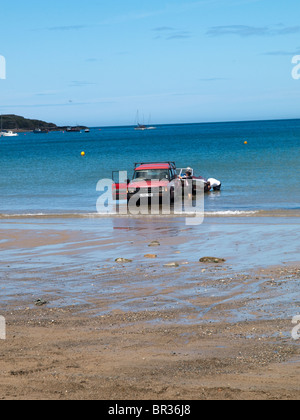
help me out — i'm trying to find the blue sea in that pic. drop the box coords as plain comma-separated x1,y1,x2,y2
0,119,299,217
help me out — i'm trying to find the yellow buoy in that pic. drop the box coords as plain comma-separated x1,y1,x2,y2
81,151,85,156
244,141,248,145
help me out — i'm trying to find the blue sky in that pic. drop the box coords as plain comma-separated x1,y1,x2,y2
1,0,300,126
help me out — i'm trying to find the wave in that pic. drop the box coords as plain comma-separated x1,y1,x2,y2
0,208,299,220
205,210,258,216
0,212,96,219
205,209,300,217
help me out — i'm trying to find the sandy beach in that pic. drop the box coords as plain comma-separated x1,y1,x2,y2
0,215,299,400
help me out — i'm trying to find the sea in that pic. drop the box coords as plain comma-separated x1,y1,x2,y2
0,119,299,217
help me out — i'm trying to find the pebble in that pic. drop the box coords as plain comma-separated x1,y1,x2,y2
34,299,49,306
164,262,180,268
199,257,226,264
148,241,160,247
144,254,157,259
115,258,133,263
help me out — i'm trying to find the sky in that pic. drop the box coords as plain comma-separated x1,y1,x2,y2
1,0,300,126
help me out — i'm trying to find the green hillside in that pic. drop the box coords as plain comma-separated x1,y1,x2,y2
0,114,58,131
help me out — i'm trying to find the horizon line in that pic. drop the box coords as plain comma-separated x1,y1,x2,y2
89,117,300,129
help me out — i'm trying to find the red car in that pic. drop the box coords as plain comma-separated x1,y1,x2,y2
127,162,179,203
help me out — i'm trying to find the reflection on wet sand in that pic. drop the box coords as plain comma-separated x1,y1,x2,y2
0,215,299,321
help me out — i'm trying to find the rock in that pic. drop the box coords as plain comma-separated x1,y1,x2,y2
164,262,180,268
34,299,48,306
144,254,157,259
148,241,160,247
115,258,133,263
199,257,226,264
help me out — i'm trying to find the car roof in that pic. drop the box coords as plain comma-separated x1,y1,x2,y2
135,163,171,171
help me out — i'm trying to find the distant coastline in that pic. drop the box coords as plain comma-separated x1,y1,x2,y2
0,114,87,132
1,114,300,132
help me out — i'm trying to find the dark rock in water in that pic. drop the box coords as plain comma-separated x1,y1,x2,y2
148,240,160,247
115,258,133,263
34,299,49,306
199,257,226,264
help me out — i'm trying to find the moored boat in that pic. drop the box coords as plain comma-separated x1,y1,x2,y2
0,130,18,137
66,127,81,132
33,128,49,134
134,111,156,130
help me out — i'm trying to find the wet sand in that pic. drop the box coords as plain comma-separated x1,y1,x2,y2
0,215,299,400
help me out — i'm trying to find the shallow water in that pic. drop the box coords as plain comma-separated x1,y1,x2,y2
0,215,299,324
1,215,300,268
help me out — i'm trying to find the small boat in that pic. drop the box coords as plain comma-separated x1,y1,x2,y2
84,128,90,133
33,128,49,134
134,124,157,131
0,130,18,137
178,168,221,193
66,127,81,132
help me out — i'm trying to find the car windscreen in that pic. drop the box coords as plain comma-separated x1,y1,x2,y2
133,169,169,181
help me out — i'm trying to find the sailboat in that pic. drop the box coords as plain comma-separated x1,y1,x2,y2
134,111,147,130
134,111,156,130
